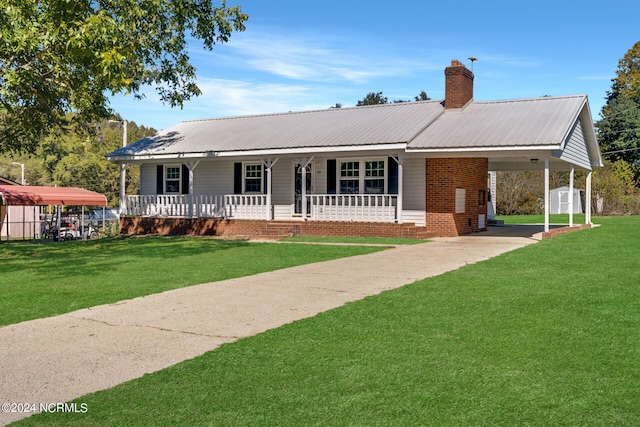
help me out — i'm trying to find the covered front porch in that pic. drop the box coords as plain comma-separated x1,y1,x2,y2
120,153,417,226
123,193,399,223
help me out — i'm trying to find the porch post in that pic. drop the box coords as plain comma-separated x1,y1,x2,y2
569,166,574,227
119,162,126,216
396,156,404,224
544,157,550,233
586,170,592,225
264,159,272,220
301,164,307,220
186,161,199,219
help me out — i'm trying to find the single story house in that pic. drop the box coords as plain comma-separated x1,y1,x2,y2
107,60,602,238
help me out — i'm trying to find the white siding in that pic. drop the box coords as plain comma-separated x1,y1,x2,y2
402,210,426,226
315,159,327,194
559,118,592,170
271,161,291,205
273,205,293,220
402,158,425,211
140,164,157,195
194,160,234,195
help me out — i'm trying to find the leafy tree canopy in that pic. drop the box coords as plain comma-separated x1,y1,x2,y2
596,96,640,179
597,41,640,182
414,90,430,101
357,91,388,106
357,90,430,106
608,41,640,104
1,115,155,205
0,0,248,154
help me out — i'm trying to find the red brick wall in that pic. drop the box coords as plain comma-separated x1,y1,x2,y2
425,158,488,237
445,59,474,109
120,217,436,239
541,224,592,239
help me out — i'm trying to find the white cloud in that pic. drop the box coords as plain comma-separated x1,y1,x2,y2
196,28,432,84
193,78,318,116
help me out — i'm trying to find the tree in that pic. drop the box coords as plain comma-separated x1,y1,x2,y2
0,116,155,205
596,42,640,182
495,171,543,215
596,96,640,180
357,92,388,106
0,0,248,154
592,160,640,214
414,91,430,101
43,118,154,205
608,41,640,105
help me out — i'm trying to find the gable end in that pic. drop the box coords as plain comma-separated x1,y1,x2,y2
557,118,592,170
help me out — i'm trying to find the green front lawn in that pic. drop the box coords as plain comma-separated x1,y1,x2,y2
0,237,385,326
279,235,428,245
496,213,587,224
12,217,640,426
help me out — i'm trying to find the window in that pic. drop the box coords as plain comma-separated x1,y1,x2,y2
364,160,385,194
338,159,386,194
244,163,262,193
339,161,360,194
165,165,181,194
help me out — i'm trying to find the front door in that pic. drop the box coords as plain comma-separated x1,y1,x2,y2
294,163,312,214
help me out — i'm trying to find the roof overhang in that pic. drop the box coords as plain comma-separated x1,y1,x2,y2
106,143,409,163
0,186,108,206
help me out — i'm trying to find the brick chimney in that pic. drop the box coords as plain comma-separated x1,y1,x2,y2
444,59,474,109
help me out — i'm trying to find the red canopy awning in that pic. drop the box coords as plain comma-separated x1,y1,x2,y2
0,186,107,206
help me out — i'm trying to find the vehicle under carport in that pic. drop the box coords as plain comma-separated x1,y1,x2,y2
0,185,108,242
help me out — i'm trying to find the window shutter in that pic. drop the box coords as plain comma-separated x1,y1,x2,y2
388,157,398,194
234,163,242,194
156,165,164,194
263,164,267,194
326,159,336,194
181,164,189,194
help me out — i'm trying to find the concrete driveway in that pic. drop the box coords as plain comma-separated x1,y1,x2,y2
0,226,541,425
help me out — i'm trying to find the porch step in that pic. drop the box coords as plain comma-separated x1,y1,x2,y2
488,219,504,226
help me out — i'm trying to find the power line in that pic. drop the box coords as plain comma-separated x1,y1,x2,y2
602,146,640,155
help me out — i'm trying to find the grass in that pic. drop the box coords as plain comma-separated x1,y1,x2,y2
0,236,385,326
496,213,587,224
279,235,428,245
12,217,640,426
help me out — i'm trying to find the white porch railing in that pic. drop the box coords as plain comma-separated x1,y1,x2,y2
124,194,398,222
307,194,397,222
125,195,268,220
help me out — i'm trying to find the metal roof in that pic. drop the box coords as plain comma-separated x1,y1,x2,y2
408,95,588,150
107,94,600,170
0,186,108,206
109,101,445,159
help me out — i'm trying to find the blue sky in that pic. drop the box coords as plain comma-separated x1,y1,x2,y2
109,0,640,131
